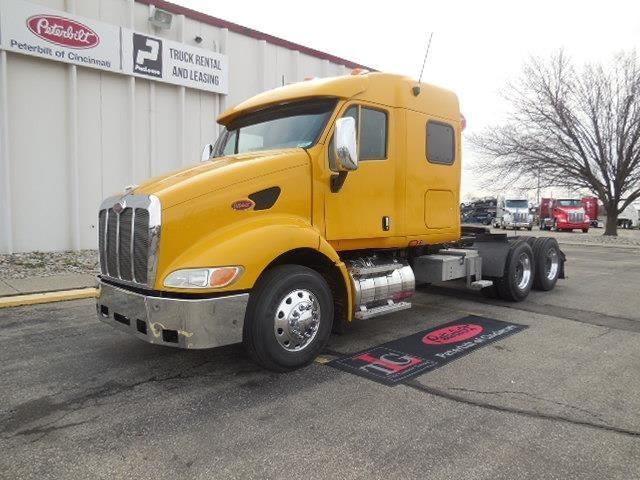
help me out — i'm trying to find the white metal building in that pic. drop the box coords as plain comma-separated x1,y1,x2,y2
0,0,368,253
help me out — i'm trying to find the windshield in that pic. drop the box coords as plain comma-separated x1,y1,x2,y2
214,99,336,157
505,200,528,208
557,199,581,207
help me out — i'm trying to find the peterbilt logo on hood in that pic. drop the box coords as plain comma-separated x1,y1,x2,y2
27,15,100,49
112,201,125,214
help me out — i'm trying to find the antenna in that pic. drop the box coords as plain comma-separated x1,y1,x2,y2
413,33,433,96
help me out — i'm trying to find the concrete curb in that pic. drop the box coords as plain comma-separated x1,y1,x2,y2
0,288,98,308
555,241,640,250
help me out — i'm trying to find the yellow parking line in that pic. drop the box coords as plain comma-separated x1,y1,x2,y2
0,288,98,308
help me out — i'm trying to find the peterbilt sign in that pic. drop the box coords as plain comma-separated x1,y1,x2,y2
26,15,100,49
0,0,120,73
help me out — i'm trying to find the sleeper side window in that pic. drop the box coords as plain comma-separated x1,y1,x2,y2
426,120,455,165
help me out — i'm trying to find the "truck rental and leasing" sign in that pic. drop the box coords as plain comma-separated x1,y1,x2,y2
0,0,229,94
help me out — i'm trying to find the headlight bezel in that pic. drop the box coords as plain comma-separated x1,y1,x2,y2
163,266,244,289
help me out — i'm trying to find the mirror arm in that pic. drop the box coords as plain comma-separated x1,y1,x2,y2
330,171,348,193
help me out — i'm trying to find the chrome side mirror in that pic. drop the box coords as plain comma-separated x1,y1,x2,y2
334,117,358,171
201,143,214,162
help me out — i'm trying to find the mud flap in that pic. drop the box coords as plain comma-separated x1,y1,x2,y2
558,249,567,279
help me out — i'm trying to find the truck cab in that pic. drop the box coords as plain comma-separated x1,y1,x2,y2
494,195,533,230
96,72,565,371
540,198,590,232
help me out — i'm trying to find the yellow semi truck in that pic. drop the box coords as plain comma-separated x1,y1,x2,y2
96,72,565,371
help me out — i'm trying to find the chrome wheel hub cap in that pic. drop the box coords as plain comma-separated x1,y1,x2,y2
515,253,532,290
274,289,321,352
545,248,559,280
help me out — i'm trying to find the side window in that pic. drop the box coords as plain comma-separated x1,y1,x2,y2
222,130,237,156
360,108,387,160
328,104,388,169
426,120,455,165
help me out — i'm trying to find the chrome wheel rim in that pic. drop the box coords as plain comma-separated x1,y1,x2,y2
545,248,559,281
515,252,532,290
273,289,320,352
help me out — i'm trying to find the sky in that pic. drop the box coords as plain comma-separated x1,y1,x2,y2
175,0,640,200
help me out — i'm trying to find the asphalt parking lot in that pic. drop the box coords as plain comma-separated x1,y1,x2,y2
1,243,639,480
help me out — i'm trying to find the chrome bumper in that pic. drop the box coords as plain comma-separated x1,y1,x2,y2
96,279,249,349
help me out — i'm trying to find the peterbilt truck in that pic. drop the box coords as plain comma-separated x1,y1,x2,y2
96,72,565,371
493,195,533,230
539,198,590,232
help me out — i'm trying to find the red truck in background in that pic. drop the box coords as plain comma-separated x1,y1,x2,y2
539,198,590,232
581,197,599,228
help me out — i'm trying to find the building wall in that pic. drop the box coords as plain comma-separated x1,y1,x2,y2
0,0,355,253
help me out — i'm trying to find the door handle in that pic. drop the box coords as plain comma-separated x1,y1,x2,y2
382,216,390,231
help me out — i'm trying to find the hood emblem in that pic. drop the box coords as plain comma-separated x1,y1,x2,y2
113,201,126,214
231,199,255,211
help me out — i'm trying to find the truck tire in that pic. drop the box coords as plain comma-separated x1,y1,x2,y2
495,240,534,302
530,237,560,291
243,265,333,372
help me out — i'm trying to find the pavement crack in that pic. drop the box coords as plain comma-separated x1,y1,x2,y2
404,380,640,438
444,386,606,422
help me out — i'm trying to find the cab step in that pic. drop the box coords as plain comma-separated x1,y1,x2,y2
354,300,412,320
469,279,493,291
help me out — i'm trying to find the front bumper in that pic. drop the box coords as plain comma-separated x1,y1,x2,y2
504,222,532,228
96,279,249,349
556,221,589,230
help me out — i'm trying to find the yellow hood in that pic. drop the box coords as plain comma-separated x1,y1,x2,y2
135,149,309,209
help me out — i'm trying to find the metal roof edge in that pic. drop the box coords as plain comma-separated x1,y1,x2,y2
136,0,374,70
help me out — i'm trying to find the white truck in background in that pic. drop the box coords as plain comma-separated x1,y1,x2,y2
618,202,640,229
493,195,533,230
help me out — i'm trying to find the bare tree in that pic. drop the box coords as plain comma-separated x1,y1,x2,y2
469,51,640,235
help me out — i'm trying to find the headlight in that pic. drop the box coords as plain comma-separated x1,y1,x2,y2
163,266,243,289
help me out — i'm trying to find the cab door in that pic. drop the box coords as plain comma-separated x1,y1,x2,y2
324,103,398,241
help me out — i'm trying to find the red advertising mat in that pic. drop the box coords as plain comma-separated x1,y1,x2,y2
328,316,528,386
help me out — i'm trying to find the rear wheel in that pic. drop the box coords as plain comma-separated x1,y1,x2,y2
531,237,560,291
243,265,333,372
582,228,589,233
495,240,534,301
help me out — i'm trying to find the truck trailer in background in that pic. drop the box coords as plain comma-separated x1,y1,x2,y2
618,203,640,229
581,197,599,228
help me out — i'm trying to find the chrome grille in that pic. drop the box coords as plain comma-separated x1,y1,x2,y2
133,209,150,284
106,211,118,277
98,195,160,287
513,212,527,222
568,212,584,223
118,208,133,281
98,210,106,273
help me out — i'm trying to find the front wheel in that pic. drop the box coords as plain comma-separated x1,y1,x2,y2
243,265,333,372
